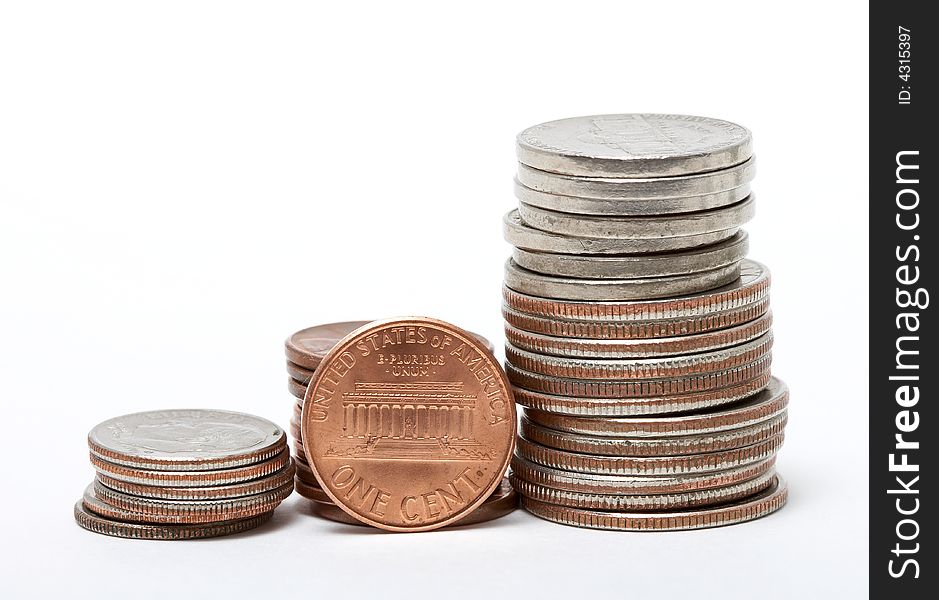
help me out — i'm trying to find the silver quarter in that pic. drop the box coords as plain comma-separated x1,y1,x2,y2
517,196,755,240
504,258,741,301
512,231,748,279
516,114,752,178
516,157,755,200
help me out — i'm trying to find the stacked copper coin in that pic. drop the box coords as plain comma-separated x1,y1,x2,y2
285,321,518,527
504,114,789,530
75,409,294,540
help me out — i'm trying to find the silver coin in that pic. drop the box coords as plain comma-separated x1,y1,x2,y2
504,258,741,301
515,178,751,216
512,231,748,279
516,157,755,200
88,409,286,471
516,114,752,178
503,210,738,254
517,196,755,240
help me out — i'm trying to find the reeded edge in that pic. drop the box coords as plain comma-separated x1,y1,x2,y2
90,448,291,487
93,462,297,501
93,479,295,517
74,501,273,540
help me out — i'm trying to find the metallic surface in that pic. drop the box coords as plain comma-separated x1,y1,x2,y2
74,501,273,540
93,463,296,501
90,448,291,487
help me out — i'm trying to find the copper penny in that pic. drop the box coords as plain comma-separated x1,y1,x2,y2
288,377,307,401
90,448,291,487
523,376,788,435
295,478,332,503
502,259,769,323
504,312,772,358
93,463,296,501
289,418,301,441
301,318,516,532
74,501,273,540
510,454,776,495
519,475,787,531
511,371,772,416
505,333,772,380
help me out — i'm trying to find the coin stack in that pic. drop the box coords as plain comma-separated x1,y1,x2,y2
285,321,518,527
74,409,294,540
503,114,789,530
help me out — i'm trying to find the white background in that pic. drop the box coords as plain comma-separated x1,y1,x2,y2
0,2,868,598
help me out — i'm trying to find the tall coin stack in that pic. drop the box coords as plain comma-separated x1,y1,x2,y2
503,114,789,530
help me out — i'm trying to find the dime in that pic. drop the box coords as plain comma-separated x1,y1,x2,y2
523,377,788,437
92,480,294,521
516,434,783,476
516,114,753,178
510,454,776,495
90,448,291,487
514,178,751,216
519,475,787,531
505,332,772,380
519,412,787,457
502,300,770,340
517,197,755,240
507,354,771,398
285,321,372,370
74,501,273,540
504,259,741,302
301,318,516,532
511,232,748,279
93,463,296,501
510,467,775,511
87,409,286,471
511,371,772,416
505,311,772,358
504,210,739,255
502,259,770,322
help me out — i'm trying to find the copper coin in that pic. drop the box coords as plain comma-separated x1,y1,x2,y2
289,418,301,440
92,480,294,521
510,467,775,511
93,463,296,501
74,501,273,540
516,434,783,476
286,321,495,373
510,454,776,495
288,377,307,401
301,318,516,532
502,259,769,323
520,475,787,531
524,376,788,436
520,412,787,457
507,354,772,399
90,448,291,487
295,478,332,503
502,300,770,340
295,458,320,485
505,333,772,380
87,409,286,471
505,312,772,358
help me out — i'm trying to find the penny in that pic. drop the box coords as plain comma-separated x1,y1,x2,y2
74,501,273,540
295,458,320,485
516,114,752,178
93,463,296,501
505,311,772,358
295,478,332,502
524,377,789,436
92,480,294,521
512,232,749,279
519,475,787,531
510,467,775,511
287,362,316,385
504,210,739,255
292,441,305,460
505,332,772,380
516,157,755,201
516,434,783,476
515,178,751,216
87,409,286,471
90,448,291,487
511,371,772,416
510,453,776,495
289,418,301,441
502,300,769,340
288,377,307,401
502,259,769,322
301,318,516,532
507,354,771,398
292,403,302,424
517,197,755,240
520,411,787,457
504,259,741,302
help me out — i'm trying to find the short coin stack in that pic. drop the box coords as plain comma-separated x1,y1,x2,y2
75,409,294,540
503,114,789,530
285,321,518,527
